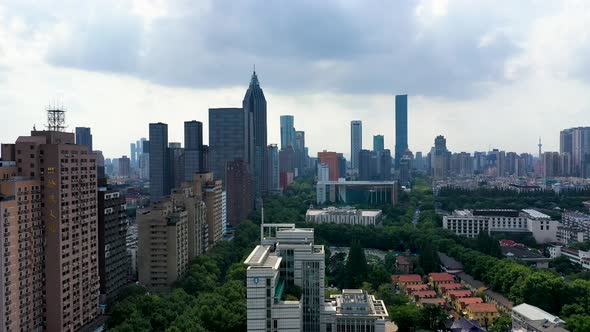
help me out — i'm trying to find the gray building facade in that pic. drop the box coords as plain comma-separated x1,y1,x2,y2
351,121,362,170
280,115,295,150
149,122,170,200
395,94,408,169
75,127,93,151
184,121,203,180
209,108,246,186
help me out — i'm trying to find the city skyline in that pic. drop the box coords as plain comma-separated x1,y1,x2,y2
2,1,590,158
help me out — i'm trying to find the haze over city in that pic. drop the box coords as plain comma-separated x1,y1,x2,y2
2,0,590,158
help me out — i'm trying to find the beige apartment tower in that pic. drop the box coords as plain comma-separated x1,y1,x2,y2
137,200,189,292
190,173,223,249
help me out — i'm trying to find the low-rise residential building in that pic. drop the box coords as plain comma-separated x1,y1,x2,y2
500,241,550,268
404,284,430,295
456,272,513,314
305,207,383,226
429,272,455,291
465,303,499,326
439,283,464,293
512,303,569,332
418,298,445,307
446,290,473,303
548,245,590,270
438,252,464,274
391,274,423,287
457,297,484,312
443,209,558,243
413,290,437,301
449,318,485,332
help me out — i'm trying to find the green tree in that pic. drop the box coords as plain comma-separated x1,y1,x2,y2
491,315,512,332
344,240,368,288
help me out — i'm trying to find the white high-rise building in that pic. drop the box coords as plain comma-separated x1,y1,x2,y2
245,223,390,332
351,121,362,170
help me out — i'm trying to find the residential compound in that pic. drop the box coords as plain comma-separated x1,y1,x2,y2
548,245,590,270
305,207,383,226
244,223,390,332
443,209,559,243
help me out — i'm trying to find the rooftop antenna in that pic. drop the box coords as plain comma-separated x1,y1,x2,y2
46,104,67,132
538,137,542,159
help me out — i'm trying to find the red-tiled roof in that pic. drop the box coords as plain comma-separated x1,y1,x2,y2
414,290,437,298
449,310,461,320
448,290,473,297
394,274,422,283
419,298,445,305
440,283,464,291
406,284,430,292
499,239,516,246
429,272,455,282
468,303,498,313
459,297,484,305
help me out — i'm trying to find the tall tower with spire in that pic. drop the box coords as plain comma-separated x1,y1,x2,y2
243,67,268,204
538,137,542,159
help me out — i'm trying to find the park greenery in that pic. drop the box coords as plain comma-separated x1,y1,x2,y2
437,186,590,214
107,175,590,332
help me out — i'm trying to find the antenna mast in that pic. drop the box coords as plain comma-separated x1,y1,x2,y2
46,106,67,132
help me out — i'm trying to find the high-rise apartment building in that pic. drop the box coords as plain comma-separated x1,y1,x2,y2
98,189,129,302
209,108,246,185
75,127,93,151
350,121,362,170
337,153,346,179
184,121,203,180
395,95,408,169
280,115,295,150
318,151,339,181
373,135,384,153
294,130,307,173
191,173,223,248
243,70,268,201
149,123,170,200
431,135,450,180
139,140,150,180
0,162,44,332
138,200,188,292
171,184,208,259
543,152,560,178
7,126,101,331
225,160,253,229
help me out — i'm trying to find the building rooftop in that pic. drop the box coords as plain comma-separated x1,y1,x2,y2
393,274,422,283
440,283,464,291
244,245,282,270
526,320,570,332
439,252,464,271
501,246,549,261
459,297,484,305
429,272,455,282
413,290,437,298
522,209,551,219
318,180,397,185
448,290,473,297
419,298,445,305
468,303,498,313
473,209,520,217
513,303,565,325
306,207,382,217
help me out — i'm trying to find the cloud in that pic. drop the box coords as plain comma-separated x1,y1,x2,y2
4,0,529,97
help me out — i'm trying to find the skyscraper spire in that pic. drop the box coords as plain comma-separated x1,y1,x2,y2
250,65,259,87
538,137,542,159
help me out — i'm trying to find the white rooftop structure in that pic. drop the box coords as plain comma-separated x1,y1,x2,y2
522,209,551,219
512,303,566,325
306,207,383,226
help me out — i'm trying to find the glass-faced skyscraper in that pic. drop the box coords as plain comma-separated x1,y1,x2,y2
280,115,295,150
149,122,170,200
351,120,362,170
243,69,268,200
209,108,246,185
395,94,408,169
75,127,93,151
184,120,203,180
373,135,384,153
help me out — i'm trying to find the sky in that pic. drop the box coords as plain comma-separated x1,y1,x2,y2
1,0,590,159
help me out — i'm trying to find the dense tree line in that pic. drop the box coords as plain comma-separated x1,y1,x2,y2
437,187,590,213
107,220,260,332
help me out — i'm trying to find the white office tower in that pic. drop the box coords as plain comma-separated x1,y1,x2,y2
245,223,326,332
324,289,389,332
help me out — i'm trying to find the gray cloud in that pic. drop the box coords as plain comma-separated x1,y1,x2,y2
33,1,525,97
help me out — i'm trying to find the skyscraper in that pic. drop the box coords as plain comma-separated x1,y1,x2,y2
351,120,362,170
184,121,203,180
209,108,246,185
295,130,306,172
266,144,280,193
130,142,137,167
280,115,295,149
75,126,93,151
373,135,384,153
318,151,339,181
168,142,184,189
149,122,170,200
225,159,253,228
395,94,408,169
243,69,268,200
